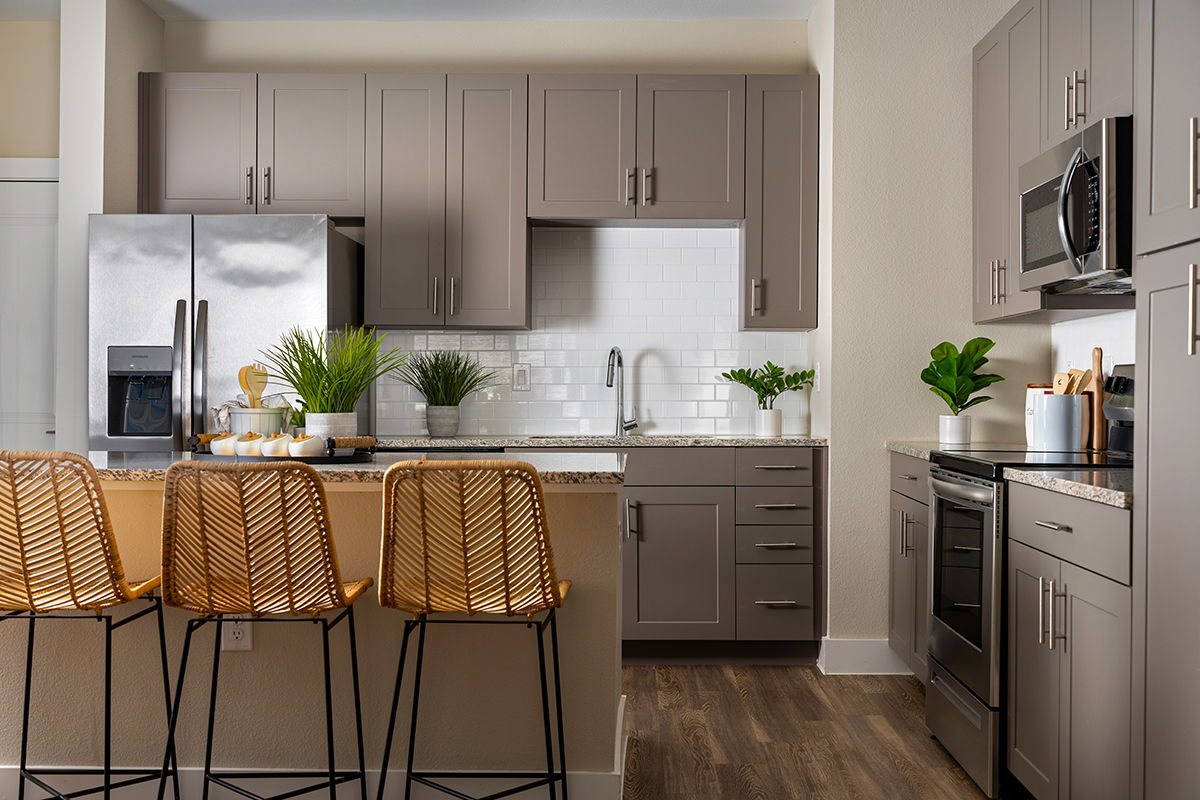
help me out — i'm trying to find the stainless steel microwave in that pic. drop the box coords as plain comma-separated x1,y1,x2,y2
1018,116,1133,294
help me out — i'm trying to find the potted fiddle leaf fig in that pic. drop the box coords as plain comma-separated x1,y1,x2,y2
394,350,499,438
920,337,1004,445
720,362,816,437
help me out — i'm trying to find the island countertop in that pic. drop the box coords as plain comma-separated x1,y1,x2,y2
89,450,625,484
376,434,828,449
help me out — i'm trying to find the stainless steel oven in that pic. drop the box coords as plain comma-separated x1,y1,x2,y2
926,466,1003,799
1018,116,1132,295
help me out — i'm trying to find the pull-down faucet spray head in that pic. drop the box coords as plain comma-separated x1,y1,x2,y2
606,347,620,388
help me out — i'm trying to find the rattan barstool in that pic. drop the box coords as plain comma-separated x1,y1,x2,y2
154,460,373,800
0,450,180,800
376,459,571,800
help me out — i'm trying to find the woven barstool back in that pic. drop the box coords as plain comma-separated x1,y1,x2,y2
379,459,567,618
0,451,157,613
161,461,370,617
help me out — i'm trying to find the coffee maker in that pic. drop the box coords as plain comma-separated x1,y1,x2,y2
1103,364,1134,453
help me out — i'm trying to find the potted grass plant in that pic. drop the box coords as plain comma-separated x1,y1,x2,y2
261,326,407,447
395,350,500,438
720,362,816,437
920,337,1004,445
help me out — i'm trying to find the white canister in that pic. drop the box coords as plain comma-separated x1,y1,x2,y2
1025,385,1053,446
1031,394,1083,451
228,407,286,436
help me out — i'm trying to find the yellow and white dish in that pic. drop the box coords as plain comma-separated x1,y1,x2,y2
259,433,294,457
209,433,238,456
234,432,264,456
288,434,326,457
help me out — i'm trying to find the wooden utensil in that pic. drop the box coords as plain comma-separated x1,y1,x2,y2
1053,373,1070,394
238,366,252,399
1064,368,1085,394
1072,369,1093,394
1090,347,1107,450
247,363,268,409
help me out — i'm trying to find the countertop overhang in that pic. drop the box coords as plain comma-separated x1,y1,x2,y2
377,434,828,449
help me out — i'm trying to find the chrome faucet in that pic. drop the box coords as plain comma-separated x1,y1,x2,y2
606,346,638,437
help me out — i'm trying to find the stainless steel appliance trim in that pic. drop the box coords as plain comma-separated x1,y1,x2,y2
1056,145,1085,270
193,299,208,436
925,658,1001,799
1190,263,1198,357
170,299,186,450
1034,519,1071,531
930,473,994,506
754,542,799,548
953,545,983,552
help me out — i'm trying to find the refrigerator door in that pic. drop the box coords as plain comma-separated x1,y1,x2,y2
88,214,192,451
192,215,336,434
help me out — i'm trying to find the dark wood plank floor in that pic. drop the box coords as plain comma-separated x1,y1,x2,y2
621,665,988,800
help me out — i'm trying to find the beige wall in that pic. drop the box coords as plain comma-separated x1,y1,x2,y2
0,21,60,158
161,19,808,74
104,0,163,212
824,1,1051,640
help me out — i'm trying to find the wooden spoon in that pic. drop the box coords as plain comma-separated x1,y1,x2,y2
247,364,268,409
238,365,252,399
1072,369,1093,394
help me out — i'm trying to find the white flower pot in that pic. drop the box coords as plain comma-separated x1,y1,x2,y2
939,414,972,446
755,408,783,438
426,406,461,438
305,412,358,455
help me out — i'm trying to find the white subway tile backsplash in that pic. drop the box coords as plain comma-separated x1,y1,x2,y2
374,227,811,436
1050,310,1135,375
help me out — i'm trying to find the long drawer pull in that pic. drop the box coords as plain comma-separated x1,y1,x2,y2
755,503,799,509
754,600,798,606
953,603,983,609
754,542,799,548
899,474,919,481
1034,520,1071,532
952,545,982,552
754,465,798,470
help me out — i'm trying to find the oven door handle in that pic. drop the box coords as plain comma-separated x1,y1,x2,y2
929,475,994,506
1056,145,1085,271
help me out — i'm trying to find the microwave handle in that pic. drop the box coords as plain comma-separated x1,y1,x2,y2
1056,146,1085,271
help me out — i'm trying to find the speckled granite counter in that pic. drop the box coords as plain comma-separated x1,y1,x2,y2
884,441,1030,460
1003,467,1133,509
377,434,828,449
89,450,624,485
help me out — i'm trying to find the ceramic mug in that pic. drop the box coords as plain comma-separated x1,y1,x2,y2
1031,393,1083,451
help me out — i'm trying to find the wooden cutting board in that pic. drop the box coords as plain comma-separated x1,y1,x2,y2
1089,347,1107,450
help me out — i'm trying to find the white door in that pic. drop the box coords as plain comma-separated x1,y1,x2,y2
0,180,58,450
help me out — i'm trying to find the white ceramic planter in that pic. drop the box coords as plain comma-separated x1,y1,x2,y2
426,406,461,438
228,407,285,436
939,414,972,446
755,408,783,438
306,412,357,455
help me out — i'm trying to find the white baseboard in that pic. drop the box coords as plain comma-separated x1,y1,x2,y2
817,637,913,675
0,766,623,800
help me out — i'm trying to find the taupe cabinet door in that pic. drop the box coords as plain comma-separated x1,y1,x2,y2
1135,0,1200,255
741,75,818,331
1083,0,1134,123
636,75,745,219
1140,242,1200,799
140,72,257,214
1042,0,1086,151
528,74,636,219
257,74,365,216
446,74,530,329
887,490,929,684
365,74,446,327
622,486,735,640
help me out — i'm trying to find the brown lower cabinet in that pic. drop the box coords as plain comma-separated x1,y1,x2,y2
887,452,930,683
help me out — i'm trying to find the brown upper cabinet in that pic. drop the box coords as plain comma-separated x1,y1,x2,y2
140,73,365,216
1041,0,1133,153
741,74,818,330
1134,0,1200,255
528,74,637,219
140,72,257,215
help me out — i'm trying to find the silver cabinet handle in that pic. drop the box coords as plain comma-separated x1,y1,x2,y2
1190,118,1198,210
754,542,799,549
997,260,1007,301
1073,70,1085,126
245,167,253,204
903,514,915,555
989,260,996,305
1048,579,1056,650
432,276,440,317
449,277,456,316
899,474,918,481
755,503,798,509
754,600,797,606
625,168,635,206
262,166,271,205
1038,576,1045,645
625,499,638,539
1064,75,1072,131
641,168,651,206
755,464,797,470
1189,263,1198,357
952,545,982,552
1034,520,1071,532
750,278,761,316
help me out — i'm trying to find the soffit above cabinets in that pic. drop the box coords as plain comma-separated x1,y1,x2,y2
0,0,59,21
139,0,818,22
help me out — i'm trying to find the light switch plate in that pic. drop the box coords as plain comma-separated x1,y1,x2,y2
512,363,531,392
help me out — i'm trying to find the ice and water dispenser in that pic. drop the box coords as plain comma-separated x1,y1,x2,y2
106,346,174,440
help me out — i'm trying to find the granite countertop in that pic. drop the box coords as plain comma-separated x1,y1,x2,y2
1003,467,1133,509
377,434,828,449
885,441,941,460
89,451,625,485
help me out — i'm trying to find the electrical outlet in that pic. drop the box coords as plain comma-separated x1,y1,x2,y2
512,363,532,392
814,362,821,392
221,614,252,651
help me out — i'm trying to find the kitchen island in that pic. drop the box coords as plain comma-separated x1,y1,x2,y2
2,452,627,800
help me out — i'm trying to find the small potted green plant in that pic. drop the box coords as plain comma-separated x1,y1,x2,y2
394,350,500,438
720,362,816,437
261,326,407,448
920,337,1004,445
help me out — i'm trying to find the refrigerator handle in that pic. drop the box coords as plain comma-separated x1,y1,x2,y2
193,299,208,436
171,299,186,450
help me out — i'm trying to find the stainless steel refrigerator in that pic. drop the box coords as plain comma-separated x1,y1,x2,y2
88,215,361,452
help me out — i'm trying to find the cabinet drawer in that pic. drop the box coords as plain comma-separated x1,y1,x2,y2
736,564,814,640
890,452,930,502
735,526,813,564
735,487,814,525
735,447,814,486
1008,481,1131,584
623,448,734,486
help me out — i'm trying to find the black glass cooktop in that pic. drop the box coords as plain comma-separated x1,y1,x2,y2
930,446,1132,480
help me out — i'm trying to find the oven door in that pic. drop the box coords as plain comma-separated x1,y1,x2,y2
927,470,1003,707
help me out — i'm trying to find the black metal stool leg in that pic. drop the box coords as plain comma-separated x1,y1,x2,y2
321,619,337,800
18,615,36,800
154,599,181,800
549,610,567,800
535,616,558,800
158,620,198,800
376,620,415,800
402,620,428,800
346,608,367,800
201,619,223,800
104,616,113,800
